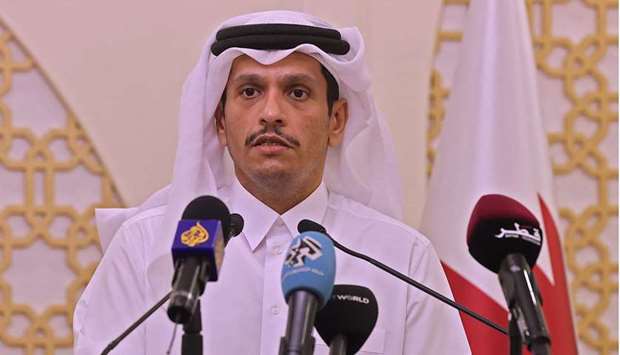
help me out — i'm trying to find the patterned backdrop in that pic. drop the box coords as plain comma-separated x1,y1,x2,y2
0,0,616,354
0,19,122,354
428,0,618,354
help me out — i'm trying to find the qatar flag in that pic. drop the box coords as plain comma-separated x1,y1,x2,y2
420,0,578,354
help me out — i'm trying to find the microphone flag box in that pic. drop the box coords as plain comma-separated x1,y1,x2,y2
171,219,225,281
467,194,544,273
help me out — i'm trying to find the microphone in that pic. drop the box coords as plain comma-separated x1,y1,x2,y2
167,195,232,324
297,219,508,336
229,213,244,241
467,194,550,354
100,198,243,354
314,285,378,355
279,231,336,355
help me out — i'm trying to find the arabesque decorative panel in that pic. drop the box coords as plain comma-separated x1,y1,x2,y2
0,19,122,354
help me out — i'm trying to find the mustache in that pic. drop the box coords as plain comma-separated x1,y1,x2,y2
245,124,301,147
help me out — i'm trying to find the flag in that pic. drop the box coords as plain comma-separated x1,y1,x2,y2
421,0,578,353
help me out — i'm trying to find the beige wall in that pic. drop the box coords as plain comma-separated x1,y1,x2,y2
0,0,441,227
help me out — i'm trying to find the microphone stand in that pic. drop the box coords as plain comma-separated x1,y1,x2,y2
182,300,203,355
101,292,204,355
298,220,508,335
329,335,347,355
329,236,508,335
509,315,521,355
101,292,171,355
500,255,551,355
278,291,317,355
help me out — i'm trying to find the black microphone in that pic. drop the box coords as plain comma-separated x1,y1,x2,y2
100,204,244,355
229,213,244,242
167,195,232,324
314,285,378,355
467,194,550,354
297,219,508,336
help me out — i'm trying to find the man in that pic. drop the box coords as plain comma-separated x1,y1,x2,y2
74,11,471,354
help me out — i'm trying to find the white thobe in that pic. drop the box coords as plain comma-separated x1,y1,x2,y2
73,179,471,354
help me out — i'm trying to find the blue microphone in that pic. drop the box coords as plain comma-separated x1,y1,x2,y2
167,196,231,324
279,231,336,355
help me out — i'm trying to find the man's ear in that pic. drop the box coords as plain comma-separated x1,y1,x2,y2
327,99,348,147
214,102,227,146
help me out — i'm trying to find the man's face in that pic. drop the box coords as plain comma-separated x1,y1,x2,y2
215,53,347,195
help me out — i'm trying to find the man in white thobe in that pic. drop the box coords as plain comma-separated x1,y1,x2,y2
73,10,471,355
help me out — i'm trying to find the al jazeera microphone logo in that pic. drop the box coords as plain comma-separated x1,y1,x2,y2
181,221,210,247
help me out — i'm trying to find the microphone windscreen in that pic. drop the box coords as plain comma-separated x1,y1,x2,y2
281,231,336,307
229,213,244,238
315,285,378,355
467,194,543,272
182,195,231,238
297,219,327,234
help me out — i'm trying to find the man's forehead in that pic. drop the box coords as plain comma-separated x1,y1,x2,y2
227,52,323,81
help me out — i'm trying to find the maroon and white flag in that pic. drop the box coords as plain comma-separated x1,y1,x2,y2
421,0,578,353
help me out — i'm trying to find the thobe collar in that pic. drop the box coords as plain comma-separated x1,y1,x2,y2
227,177,328,251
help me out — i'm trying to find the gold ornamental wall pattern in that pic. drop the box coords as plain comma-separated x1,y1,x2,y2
428,0,618,354
0,19,122,354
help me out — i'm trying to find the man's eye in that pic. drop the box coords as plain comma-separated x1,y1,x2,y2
241,87,259,98
289,88,309,100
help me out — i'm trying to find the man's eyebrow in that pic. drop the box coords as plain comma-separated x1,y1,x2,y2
279,73,319,86
230,73,264,86
229,72,320,87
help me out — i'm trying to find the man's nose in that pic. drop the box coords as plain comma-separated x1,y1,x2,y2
260,89,286,126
